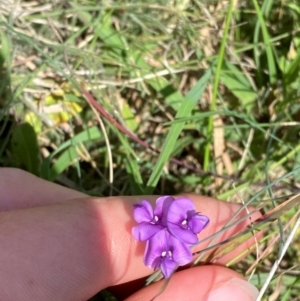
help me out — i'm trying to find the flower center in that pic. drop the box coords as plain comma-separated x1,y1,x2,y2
150,215,159,224
161,250,172,258
181,219,188,228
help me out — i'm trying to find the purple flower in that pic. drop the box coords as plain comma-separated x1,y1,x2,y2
132,196,174,241
166,197,210,244
132,195,210,278
144,229,192,279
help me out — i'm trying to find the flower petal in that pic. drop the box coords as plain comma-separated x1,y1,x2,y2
160,257,177,279
170,235,193,266
143,230,169,268
187,212,210,234
168,223,198,244
150,256,162,271
167,198,199,244
154,196,174,222
133,200,153,223
167,197,195,224
132,222,164,241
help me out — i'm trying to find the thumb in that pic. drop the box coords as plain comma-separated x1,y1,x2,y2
125,265,259,301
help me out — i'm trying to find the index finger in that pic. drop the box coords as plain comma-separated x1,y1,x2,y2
96,194,261,287
0,194,261,300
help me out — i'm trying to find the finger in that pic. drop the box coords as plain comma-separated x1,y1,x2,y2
125,265,259,301
0,168,86,210
96,194,261,285
0,195,261,300
180,193,262,265
100,195,260,285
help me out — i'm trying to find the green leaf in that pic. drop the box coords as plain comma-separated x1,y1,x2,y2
220,61,257,108
284,50,300,85
281,276,300,301
41,126,103,180
171,136,197,157
94,11,127,54
120,101,138,132
11,123,40,176
148,77,185,111
125,157,144,195
69,3,93,24
48,147,78,181
146,68,212,193
130,51,185,111
293,150,300,181
278,55,290,74
0,30,10,67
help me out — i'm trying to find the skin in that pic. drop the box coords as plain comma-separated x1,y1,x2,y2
0,168,261,300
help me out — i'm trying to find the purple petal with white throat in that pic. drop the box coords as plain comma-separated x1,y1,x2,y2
167,198,199,244
168,198,195,223
143,230,169,268
143,229,192,278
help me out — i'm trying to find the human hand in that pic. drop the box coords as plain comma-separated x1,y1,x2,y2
0,168,260,301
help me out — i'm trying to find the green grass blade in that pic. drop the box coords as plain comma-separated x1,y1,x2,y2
252,0,277,84
284,50,300,85
253,0,273,83
203,0,234,172
48,147,78,181
148,77,185,111
220,61,257,112
146,68,212,193
125,157,144,195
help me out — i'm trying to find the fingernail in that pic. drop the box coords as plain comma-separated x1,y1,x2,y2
207,278,259,301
